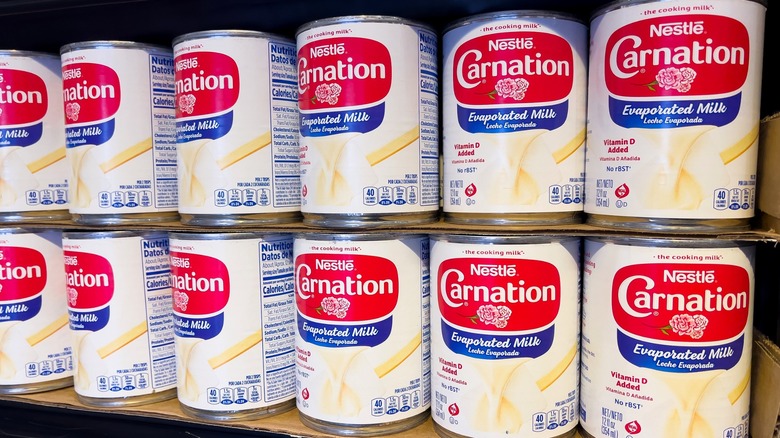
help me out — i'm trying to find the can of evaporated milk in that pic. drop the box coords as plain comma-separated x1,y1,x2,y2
63,230,176,407
442,12,587,225
172,31,301,226
580,236,755,438
296,16,440,228
430,235,580,438
169,232,296,421
584,0,767,232
294,233,431,435
0,51,69,222
0,228,73,394
60,41,178,225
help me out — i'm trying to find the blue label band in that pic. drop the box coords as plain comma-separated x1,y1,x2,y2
617,330,743,373
68,305,109,331
457,101,568,134
297,315,392,348
300,103,384,137
609,93,741,129
176,111,234,143
0,122,43,147
65,119,116,148
441,320,554,360
0,296,41,322
174,313,224,340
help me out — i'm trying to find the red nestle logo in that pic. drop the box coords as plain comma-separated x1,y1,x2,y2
453,32,574,105
604,15,749,97
295,253,399,321
0,69,48,126
612,263,749,342
170,251,230,315
61,63,121,125
174,52,240,118
437,258,560,331
298,37,392,110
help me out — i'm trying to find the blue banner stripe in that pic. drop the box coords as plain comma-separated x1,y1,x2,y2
617,330,743,373
441,320,554,360
0,122,43,147
608,93,741,128
66,119,115,148
300,103,384,137
298,315,392,348
458,101,568,134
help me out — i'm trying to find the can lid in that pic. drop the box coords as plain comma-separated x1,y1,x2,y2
585,235,756,249
293,232,429,241
172,29,293,47
0,49,60,59
168,231,291,240
60,40,172,55
62,230,167,240
296,15,435,37
444,10,584,34
591,0,767,21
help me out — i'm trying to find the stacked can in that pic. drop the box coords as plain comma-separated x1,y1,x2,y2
60,41,178,225
430,235,581,438
584,0,767,231
294,233,431,435
63,231,176,406
580,237,755,438
0,228,73,394
0,51,69,221
172,30,301,226
169,232,296,420
296,16,440,228
441,12,588,225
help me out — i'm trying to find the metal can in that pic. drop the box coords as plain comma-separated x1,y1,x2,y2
60,41,178,225
584,0,768,231
442,12,587,225
296,16,440,228
0,228,73,394
169,232,296,421
430,234,580,438
580,236,755,438
0,51,69,222
294,233,431,435
172,30,301,227
63,230,176,407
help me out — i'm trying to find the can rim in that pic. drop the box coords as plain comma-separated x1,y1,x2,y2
0,49,59,59
591,0,767,21
172,29,293,47
430,234,580,245
293,232,429,241
584,235,756,248
62,230,167,239
296,15,435,37
169,231,292,240
443,10,585,34
60,40,172,55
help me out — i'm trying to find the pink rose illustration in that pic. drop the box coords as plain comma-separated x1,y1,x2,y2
490,78,530,101
65,102,81,122
642,67,697,93
664,313,709,339
317,296,350,319
314,83,342,105
178,94,196,114
471,304,512,328
67,287,78,307
173,290,189,311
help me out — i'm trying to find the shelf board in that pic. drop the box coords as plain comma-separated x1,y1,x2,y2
0,386,586,437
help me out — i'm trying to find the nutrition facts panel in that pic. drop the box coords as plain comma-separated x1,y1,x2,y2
259,238,296,403
142,236,176,389
419,28,439,207
269,41,300,209
148,55,178,209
